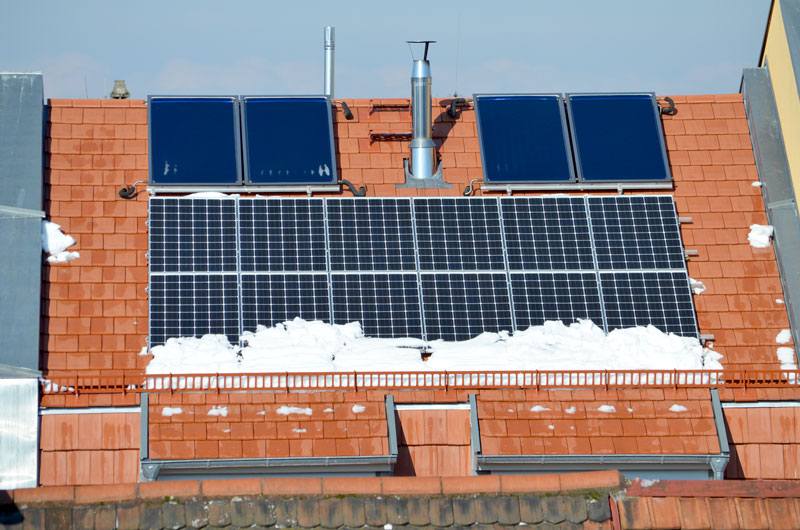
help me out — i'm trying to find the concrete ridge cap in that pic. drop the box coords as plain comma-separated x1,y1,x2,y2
3,470,626,505
625,478,800,498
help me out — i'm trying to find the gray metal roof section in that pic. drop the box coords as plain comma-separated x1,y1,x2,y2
742,67,800,359
0,74,44,375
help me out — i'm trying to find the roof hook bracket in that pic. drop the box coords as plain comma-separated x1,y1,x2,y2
657,96,677,116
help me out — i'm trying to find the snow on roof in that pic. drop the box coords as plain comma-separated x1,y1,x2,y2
143,318,723,375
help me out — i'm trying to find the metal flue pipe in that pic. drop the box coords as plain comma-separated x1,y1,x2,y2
324,27,335,98
408,41,436,180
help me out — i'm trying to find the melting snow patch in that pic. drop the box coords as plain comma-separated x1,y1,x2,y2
276,406,312,416
669,404,688,413
256,410,266,416
208,406,228,417
144,318,723,374
547,425,555,430
689,278,706,295
222,429,230,433
42,221,80,263
352,404,366,414
564,406,576,414
292,428,307,433
530,405,551,412
627,408,634,413
777,299,785,304
748,224,774,248
777,329,792,344
777,348,798,370
186,192,230,198
323,408,334,413
598,405,616,413
639,479,659,488
752,181,763,187
161,407,182,417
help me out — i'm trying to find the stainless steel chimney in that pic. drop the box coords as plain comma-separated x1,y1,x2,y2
324,27,335,98
399,41,450,188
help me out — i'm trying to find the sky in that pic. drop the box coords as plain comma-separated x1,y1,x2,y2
3,0,772,100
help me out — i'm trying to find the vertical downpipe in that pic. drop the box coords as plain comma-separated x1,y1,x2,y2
410,59,436,179
324,26,335,99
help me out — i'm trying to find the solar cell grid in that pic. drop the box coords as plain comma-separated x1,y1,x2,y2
330,273,422,338
510,272,603,329
238,198,327,272
600,271,697,337
149,274,240,346
588,196,685,270
148,198,238,273
240,274,330,332
414,198,505,271
501,197,594,270
327,198,416,271
420,273,513,341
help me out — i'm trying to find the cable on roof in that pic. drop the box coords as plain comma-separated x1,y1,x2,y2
447,97,470,118
333,100,354,120
657,96,677,116
119,180,147,199
463,178,482,196
339,179,366,196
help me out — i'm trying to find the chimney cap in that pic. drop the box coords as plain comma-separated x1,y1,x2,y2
110,80,130,99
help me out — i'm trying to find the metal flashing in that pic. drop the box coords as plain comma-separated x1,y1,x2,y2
39,407,140,415
709,388,730,479
742,67,800,361
385,394,398,458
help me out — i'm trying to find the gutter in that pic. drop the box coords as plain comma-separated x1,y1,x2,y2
142,455,396,481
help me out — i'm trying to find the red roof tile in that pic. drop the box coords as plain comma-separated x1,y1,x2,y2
478,389,719,456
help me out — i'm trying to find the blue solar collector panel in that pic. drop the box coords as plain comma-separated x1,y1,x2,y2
474,94,575,183
148,96,242,185
566,93,671,183
241,96,338,185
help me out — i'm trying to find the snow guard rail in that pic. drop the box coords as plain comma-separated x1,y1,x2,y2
41,369,800,395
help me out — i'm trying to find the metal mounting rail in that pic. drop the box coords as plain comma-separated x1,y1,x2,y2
40,369,800,395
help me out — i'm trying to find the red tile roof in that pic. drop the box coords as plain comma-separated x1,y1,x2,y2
148,391,388,460
477,388,720,456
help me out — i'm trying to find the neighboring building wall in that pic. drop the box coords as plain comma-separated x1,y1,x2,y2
760,0,800,202
39,412,139,486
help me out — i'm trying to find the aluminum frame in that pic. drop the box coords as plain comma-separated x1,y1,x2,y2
473,93,577,185
147,95,243,187
565,92,673,184
240,95,339,186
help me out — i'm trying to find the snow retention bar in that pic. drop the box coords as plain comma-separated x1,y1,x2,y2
42,369,800,395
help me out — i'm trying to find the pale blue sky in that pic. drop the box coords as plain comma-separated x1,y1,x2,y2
3,0,771,100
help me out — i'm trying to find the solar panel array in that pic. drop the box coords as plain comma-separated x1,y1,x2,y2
148,196,697,345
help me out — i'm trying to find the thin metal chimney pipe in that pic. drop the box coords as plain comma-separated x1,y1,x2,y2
409,44,436,179
324,26,335,98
